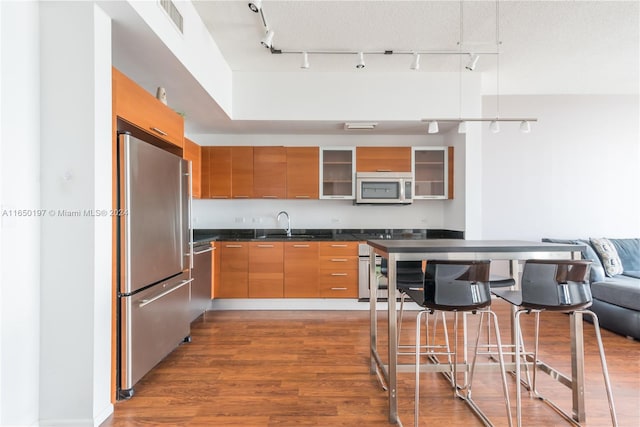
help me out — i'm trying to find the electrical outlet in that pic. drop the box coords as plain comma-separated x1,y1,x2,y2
331,218,340,223
235,217,245,223
421,218,428,224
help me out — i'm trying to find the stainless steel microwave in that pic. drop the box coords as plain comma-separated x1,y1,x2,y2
355,172,413,204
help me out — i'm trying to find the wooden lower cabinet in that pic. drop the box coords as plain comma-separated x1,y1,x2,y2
217,240,357,299
318,242,358,298
284,242,319,297
218,242,248,298
249,242,284,297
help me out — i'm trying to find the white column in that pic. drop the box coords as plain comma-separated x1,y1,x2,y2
0,1,41,425
39,1,112,426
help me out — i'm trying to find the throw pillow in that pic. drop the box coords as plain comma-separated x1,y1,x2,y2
590,238,624,277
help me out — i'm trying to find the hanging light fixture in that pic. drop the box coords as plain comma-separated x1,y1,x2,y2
410,53,420,70
465,53,479,71
248,0,262,13
490,120,500,133
300,52,310,69
356,52,365,69
520,120,531,133
458,121,467,134
261,29,274,48
428,121,439,134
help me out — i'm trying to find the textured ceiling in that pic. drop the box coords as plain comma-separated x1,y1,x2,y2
194,0,639,94
111,1,639,135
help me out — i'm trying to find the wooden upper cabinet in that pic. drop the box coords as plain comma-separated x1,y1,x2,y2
286,147,319,199
202,146,232,199
183,138,202,199
253,146,287,199
356,147,412,172
112,68,184,148
231,146,254,199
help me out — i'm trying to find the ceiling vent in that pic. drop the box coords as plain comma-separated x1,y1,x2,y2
344,122,378,130
159,0,183,34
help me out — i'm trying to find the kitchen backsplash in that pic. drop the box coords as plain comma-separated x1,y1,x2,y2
191,198,458,230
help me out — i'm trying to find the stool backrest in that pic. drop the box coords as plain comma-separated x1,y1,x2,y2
521,260,593,310
422,260,491,310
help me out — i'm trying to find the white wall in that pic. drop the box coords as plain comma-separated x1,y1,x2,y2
0,1,41,425
190,133,467,232
233,71,477,120
481,94,640,240
39,2,112,426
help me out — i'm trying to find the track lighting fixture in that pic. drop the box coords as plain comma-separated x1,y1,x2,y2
490,120,500,133
248,0,262,13
520,120,531,133
356,52,365,69
457,121,467,134
300,52,309,69
410,53,420,71
428,121,439,134
261,29,274,48
465,53,479,71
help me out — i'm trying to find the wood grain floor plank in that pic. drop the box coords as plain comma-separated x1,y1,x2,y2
102,300,640,426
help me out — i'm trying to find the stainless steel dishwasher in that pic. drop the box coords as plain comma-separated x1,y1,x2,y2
190,242,213,321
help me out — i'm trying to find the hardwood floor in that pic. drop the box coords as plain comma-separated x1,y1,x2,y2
102,299,640,426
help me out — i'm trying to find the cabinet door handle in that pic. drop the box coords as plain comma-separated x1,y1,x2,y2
211,196,229,199
293,244,310,248
331,244,348,248
331,258,347,262
257,244,274,248
330,287,348,291
331,273,348,276
376,169,392,172
295,195,310,199
262,195,278,199
150,127,167,136
225,244,243,248
233,195,249,199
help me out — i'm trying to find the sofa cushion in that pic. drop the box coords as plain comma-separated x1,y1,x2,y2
591,275,640,311
609,238,640,272
623,271,640,279
541,238,605,282
590,238,624,277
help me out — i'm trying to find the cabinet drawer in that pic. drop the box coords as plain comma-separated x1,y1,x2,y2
319,271,358,298
319,256,358,270
319,242,358,257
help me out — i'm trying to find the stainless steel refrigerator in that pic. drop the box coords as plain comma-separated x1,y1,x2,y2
117,132,192,400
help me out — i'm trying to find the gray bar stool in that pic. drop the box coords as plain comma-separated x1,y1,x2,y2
494,259,618,427
403,260,512,427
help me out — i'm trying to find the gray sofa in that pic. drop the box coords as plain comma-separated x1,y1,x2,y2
542,238,640,340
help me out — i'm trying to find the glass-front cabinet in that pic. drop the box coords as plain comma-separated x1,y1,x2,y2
320,147,355,199
412,147,453,199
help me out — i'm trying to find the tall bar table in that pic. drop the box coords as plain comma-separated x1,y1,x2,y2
367,239,584,425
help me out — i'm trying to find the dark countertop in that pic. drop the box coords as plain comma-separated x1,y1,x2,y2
366,239,585,253
193,228,464,244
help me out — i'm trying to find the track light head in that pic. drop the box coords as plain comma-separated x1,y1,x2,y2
490,120,500,133
410,53,420,71
301,52,309,69
261,29,274,48
356,52,365,69
457,121,467,134
248,0,262,13
520,120,531,133
465,53,479,71
428,121,439,134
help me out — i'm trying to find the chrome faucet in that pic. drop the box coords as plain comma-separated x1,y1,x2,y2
276,211,291,237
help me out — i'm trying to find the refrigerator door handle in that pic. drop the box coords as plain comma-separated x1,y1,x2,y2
138,279,193,308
